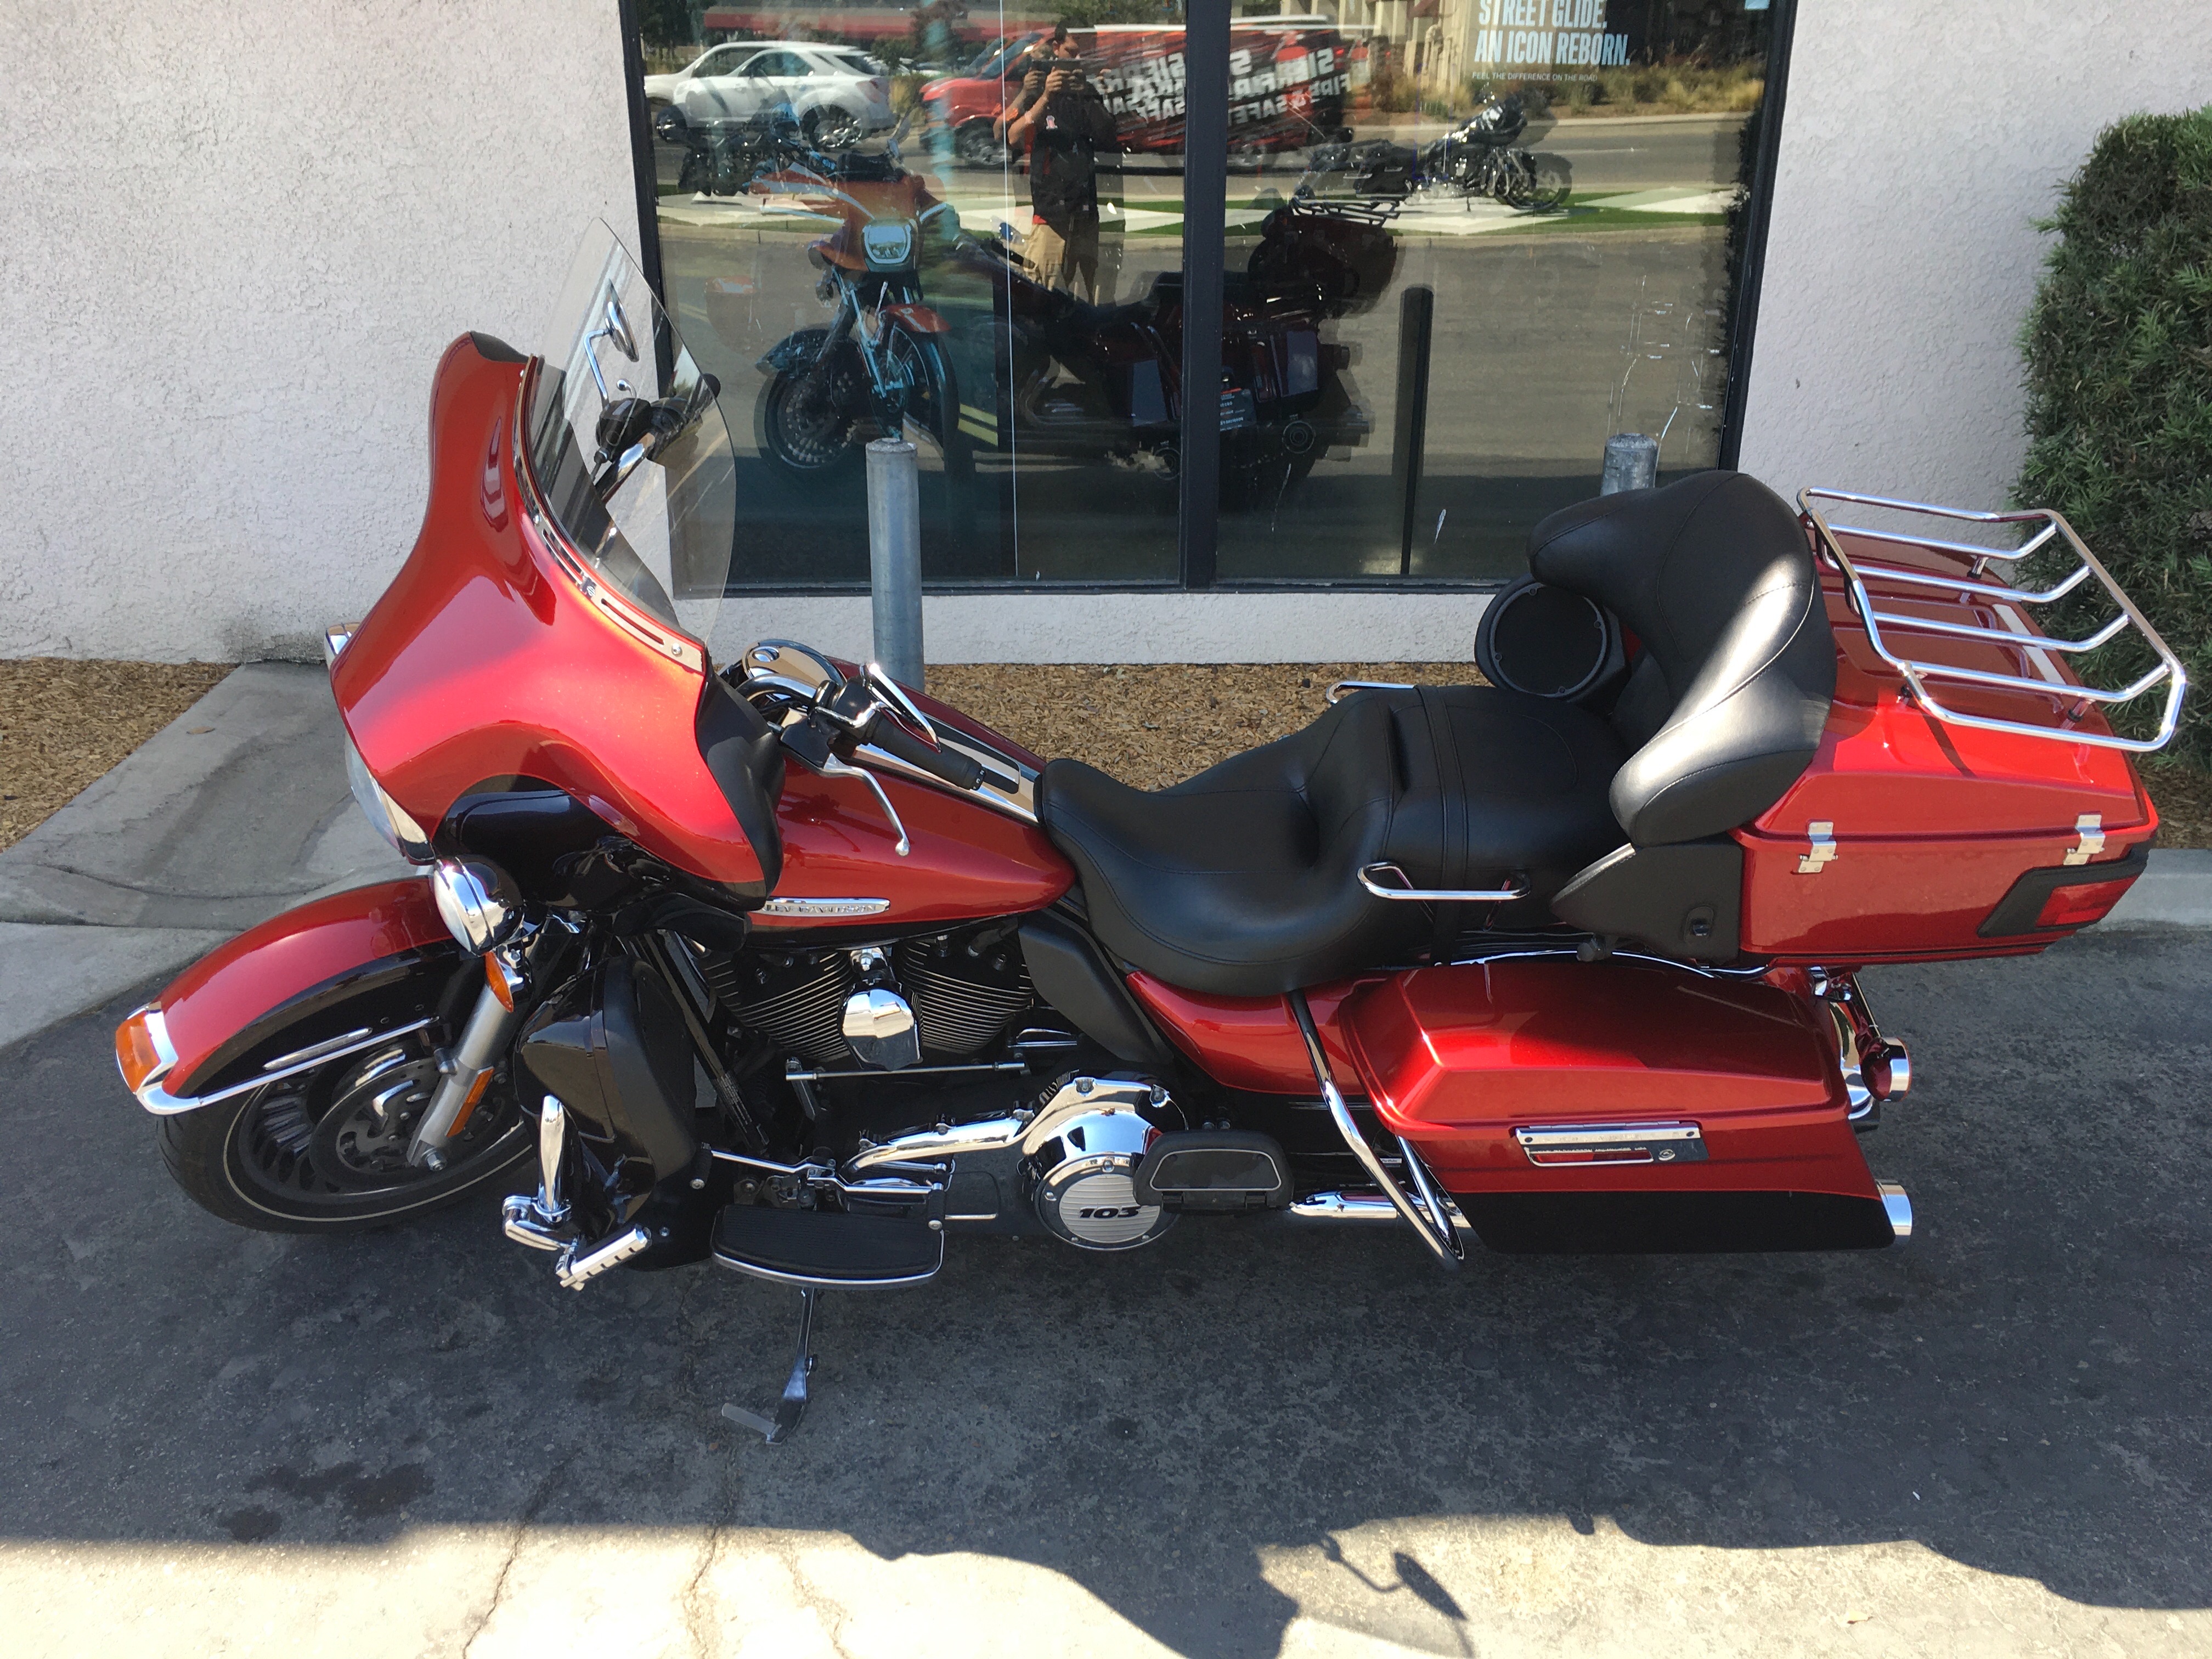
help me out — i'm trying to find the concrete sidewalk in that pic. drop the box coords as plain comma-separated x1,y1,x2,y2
0,663,405,1049
0,662,2205,1054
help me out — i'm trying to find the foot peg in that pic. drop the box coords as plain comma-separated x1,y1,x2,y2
722,1288,817,1444
555,1225,651,1289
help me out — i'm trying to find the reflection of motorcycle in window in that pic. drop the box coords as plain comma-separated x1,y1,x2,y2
1305,93,1571,212
743,127,974,490
751,136,1386,509
1425,93,1571,210
654,102,779,198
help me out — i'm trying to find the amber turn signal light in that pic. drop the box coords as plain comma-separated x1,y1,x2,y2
484,951,522,1012
115,1005,175,1096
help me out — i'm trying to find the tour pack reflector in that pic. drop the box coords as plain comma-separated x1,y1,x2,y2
2035,877,2136,930
1976,842,2149,938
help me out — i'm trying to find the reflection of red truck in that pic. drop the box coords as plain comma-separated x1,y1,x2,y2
922,23,1351,163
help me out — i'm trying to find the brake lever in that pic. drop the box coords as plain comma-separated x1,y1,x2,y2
776,709,911,857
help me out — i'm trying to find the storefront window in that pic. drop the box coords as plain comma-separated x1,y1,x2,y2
628,0,1781,590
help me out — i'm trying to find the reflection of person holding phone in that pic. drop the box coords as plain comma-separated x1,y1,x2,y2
1005,27,1120,298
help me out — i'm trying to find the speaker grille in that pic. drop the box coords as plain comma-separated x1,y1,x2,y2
1490,584,1609,698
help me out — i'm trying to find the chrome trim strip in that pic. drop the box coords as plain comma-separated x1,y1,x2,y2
1513,1120,1707,1166
259,1026,374,1073
321,624,357,666
510,367,707,675
137,1017,435,1116
1288,989,1464,1271
711,1244,944,1291
1359,862,1529,904
758,896,893,918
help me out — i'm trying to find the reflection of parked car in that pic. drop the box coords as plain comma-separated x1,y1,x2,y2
922,24,1351,167
663,41,894,151
642,41,764,105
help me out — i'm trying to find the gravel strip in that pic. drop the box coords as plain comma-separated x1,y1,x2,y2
0,661,233,851
928,662,1471,792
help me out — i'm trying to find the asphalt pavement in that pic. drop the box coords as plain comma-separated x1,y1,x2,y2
4,929,2209,1656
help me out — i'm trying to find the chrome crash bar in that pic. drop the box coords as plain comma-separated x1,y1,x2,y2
1287,988,1465,1271
1799,487,2187,753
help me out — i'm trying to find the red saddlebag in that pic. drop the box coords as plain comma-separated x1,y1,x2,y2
1342,959,1898,1252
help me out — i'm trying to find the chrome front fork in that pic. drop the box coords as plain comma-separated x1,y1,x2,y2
407,956,526,1170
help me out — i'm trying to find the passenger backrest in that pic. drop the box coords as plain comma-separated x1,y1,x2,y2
1527,471,1835,846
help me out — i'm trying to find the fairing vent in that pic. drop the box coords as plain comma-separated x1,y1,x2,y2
897,930,1033,1055
705,951,853,1064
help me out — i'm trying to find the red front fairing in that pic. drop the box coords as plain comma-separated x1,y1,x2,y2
332,337,770,895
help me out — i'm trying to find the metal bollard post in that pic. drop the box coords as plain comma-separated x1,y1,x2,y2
1601,432,1659,495
866,437,924,691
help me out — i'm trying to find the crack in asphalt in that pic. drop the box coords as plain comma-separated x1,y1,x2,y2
460,1460,568,1658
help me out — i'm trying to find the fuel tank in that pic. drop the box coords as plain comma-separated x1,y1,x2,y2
760,766,1074,931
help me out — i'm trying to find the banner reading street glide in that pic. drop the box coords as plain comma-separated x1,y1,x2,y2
926,23,1351,156
1468,0,1637,81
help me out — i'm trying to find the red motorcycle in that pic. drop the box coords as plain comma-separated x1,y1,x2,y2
115,225,2186,1442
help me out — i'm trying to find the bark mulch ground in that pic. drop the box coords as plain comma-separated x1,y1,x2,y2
0,660,233,852
2,660,2207,853
926,663,1466,792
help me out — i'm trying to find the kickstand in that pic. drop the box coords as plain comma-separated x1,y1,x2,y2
721,1288,818,1444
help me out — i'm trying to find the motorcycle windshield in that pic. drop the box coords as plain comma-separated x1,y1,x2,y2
525,221,735,653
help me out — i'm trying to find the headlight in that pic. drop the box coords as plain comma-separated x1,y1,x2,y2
342,729,433,861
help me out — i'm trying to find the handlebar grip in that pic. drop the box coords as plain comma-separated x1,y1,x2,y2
866,715,987,792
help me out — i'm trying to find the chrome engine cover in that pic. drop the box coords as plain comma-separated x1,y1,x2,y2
1028,1087,1176,1251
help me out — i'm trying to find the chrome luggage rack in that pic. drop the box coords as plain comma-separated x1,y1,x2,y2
1799,487,2187,754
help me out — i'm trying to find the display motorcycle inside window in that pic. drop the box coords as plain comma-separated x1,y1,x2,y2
117,220,2186,1440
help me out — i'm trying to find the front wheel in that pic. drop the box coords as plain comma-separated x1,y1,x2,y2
157,1031,532,1232
757,359,864,478
805,105,864,152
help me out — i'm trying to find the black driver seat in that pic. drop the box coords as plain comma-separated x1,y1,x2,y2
1038,686,1626,996
1036,471,1833,996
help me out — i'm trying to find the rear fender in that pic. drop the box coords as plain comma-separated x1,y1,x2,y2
120,878,467,1113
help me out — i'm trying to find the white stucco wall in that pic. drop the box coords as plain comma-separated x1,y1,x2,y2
11,2,2209,663
0,1,640,661
1738,0,2212,510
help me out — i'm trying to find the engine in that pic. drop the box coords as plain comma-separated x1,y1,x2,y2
699,921,1036,1069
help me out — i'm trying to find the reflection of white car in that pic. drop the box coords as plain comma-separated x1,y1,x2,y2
652,41,893,151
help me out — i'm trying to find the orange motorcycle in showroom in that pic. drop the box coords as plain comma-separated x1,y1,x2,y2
115,225,2185,1440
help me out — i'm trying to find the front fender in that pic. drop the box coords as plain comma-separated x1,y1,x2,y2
117,877,468,1113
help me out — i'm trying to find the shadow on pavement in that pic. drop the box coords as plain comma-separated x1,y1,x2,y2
4,930,2207,1655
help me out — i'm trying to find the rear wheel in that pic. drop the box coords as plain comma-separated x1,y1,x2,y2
953,120,1005,169
158,1032,532,1232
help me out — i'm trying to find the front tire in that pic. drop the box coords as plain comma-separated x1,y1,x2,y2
158,1032,532,1232
805,105,864,152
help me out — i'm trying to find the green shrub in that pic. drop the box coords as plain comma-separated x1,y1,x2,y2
2018,106,2212,765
